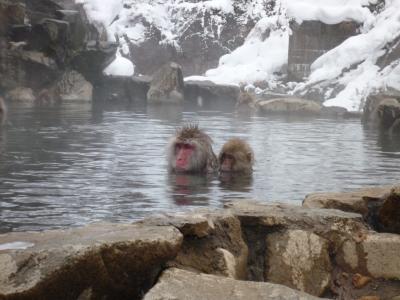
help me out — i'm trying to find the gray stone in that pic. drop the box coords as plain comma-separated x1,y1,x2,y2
226,200,365,233
266,230,332,296
0,1,25,36
0,50,59,90
144,211,248,279
0,223,182,299
55,70,93,102
144,268,326,300
303,186,391,215
258,97,322,115
5,87,36,103
184,80,240,107
363,94,400,133
337,232,400,280
147,62,184,104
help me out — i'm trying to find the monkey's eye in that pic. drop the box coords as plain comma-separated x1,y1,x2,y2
223,154,234,160
175,143,195,151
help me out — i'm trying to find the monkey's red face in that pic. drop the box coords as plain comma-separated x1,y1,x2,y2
220,153,234,172
175,142,196,171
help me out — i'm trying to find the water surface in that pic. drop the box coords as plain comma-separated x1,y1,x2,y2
0,101,399,232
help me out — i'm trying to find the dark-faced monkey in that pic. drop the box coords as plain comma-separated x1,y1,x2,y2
219,138,254,173
168,124,218,173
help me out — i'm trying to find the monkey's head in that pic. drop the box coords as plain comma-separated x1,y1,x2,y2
168,124,216,173
219,138,254,173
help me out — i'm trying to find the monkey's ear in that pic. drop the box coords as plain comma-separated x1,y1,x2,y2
246,152,253,163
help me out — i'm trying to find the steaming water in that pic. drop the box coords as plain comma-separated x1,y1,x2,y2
0,101,399,233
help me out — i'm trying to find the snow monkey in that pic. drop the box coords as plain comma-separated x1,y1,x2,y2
0,96,6,125
168,124,218,173
219,138,254,173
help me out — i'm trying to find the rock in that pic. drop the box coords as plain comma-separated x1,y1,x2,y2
0,49,59,90
321,105,349,117
258,97,322,115
144,268,326,300
225,200,366,286
71,40,118,84
337,231,400,280
0,223,182,299
142,211,248,279
0,1,25,36
303,186,391,216
352,273,372,289
377,186,400,234
55,70,93,102
266,230,332,296
147,62,184,104
226,200,365,232
28,19,70,64
363,94,400,133
5,87,36,103
184,80,240,108
125,2,255,76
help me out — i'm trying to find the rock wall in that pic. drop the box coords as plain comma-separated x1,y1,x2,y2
0,0,117,103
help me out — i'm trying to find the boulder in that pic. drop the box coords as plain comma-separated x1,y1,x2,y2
0,49,59,90
144,268,326,300
55,70,93,102
303,185,391,216
337,231,400,280
258,97,322,115
363,94,400,133
71,40,118,84
377,186,400,234
5,87,36,103
28,18,70,64
266,230,332,296
141,211,248,279
184,80,240,108
0,1,25,36
225,200,366,285
147,62,184,104
0,223,182,299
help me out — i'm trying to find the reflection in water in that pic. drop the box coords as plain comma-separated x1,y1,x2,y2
219,173,253,193
0,102,400,232
168,173,212,206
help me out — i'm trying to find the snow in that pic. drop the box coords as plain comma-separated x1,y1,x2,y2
103,52,134,77
284,0,375,25
78,0,400,111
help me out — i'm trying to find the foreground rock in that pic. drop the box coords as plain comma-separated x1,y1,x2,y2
225,200,366,296
258,97,322,115
0,223,182,299
303,185,391,216
140,211,248,279
144,268,325,300
303,184,400,234
147,62,184,104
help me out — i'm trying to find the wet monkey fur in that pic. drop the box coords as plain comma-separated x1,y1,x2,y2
168,124,218,173
219,138,254,173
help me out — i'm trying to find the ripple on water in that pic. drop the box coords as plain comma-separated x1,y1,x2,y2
0,104,399,232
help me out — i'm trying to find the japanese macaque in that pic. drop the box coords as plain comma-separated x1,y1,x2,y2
168,124,218,173
235,90,258,114
0,96,6,125
219,138,254,173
